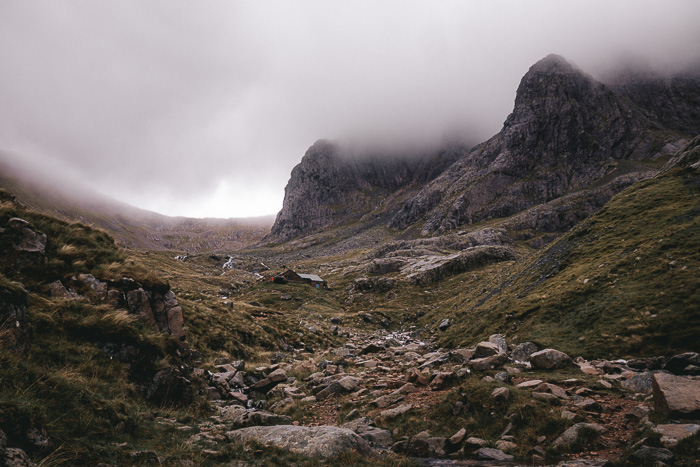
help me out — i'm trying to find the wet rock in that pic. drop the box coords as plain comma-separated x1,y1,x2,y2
470,352,508,371
378,404,413,420
530,349,573,370
652,372,700,418
226,425,370,458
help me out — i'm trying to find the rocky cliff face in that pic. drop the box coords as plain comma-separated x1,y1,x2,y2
390,54,696,235
266,140,464,242
270,54,700,241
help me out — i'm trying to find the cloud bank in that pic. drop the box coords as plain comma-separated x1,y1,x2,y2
0,1,698,217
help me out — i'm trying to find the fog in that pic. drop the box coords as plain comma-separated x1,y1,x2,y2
0,1,698,218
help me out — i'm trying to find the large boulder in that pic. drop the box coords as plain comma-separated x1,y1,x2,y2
530,349,573,370
652,373,700,418
226,425,370,458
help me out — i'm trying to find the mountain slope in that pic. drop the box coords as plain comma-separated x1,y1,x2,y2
390,54,696,235
265,139,466,242
429,136,700,357
268,55,700,245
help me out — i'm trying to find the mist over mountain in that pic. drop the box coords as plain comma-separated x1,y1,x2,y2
267,55,700,243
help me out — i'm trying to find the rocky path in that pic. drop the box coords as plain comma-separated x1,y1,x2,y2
184,330,700,465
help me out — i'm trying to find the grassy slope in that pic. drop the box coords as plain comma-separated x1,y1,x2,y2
432,166,700,358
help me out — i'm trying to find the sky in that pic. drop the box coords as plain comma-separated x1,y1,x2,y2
0,1,699,218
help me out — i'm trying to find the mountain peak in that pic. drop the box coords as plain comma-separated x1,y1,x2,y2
528,54,579,74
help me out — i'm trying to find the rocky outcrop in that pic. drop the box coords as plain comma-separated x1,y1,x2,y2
391,54,691,235
226,425,371,458
265,140,464,242
0,217,46,270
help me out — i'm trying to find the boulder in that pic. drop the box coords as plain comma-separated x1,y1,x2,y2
76,274,108,299
652,372,700,418
430,371,454,390
491,387,510,402
379,404,413,420
226,425,370,458
473,341,501,359
48,280,76,299
511,342,538,363
316,376,359,400
621,372,654,394
530,349,572,370
654,423,700,448
663,352,700,375
630,446,674,464
146,367,193,406
551,423,606,452
477,447,514,461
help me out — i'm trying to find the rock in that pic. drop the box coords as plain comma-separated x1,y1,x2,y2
495,440,517,452
477,447,514,461
575,398,602,412
48,280,76,299
378,404,413,420
359,342,385,355
226,425,370,458
430,371,454,390
516,379,544,389
450,348,475,363
4,447,36,466
663,352,700,375
535,382,569,400
470,353,508,371
551,423,606,452
630,446,674,464
438,318,451,331
621,372,654,394
652,372,700,418
146,367,193,406
76,274,108,299
448,428,467,446
126,288,157,330
359,428,393,448
405,368,430,386
464,437,488,451
219,406,291,428
511,342,538,363
491,387,510,402
473,341,501,359
316,376,359,400
530,349,573,370
4,218,46,269
488,334,508,353
654,423,700,448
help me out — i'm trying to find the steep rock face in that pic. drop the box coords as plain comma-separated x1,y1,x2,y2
390,54,684,234
266,140,463,241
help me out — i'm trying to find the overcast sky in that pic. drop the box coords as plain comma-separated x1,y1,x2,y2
0,1,698,218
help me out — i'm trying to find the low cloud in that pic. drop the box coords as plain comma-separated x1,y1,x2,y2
0,1,698,217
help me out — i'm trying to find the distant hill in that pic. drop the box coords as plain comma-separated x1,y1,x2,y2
0,155,273,253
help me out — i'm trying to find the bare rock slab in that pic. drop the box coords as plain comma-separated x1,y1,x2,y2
226,425,370,458
652,373,700,418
